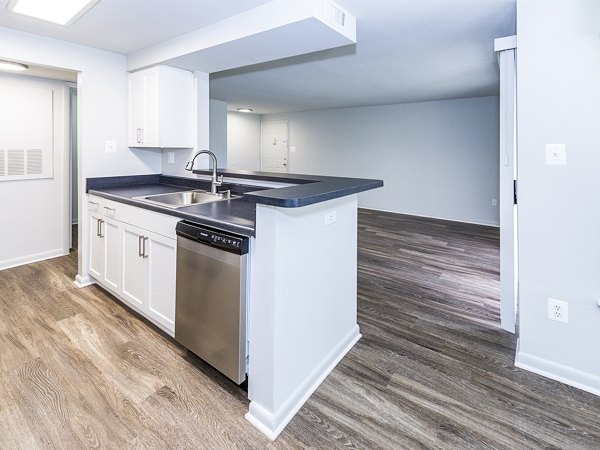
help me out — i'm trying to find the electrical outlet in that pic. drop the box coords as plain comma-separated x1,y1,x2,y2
168,152,175,164
324,211,336,226
548,298,568,323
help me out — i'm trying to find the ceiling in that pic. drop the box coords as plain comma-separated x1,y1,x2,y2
0,0,516,114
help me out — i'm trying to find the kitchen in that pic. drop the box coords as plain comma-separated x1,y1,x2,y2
2,0,600,448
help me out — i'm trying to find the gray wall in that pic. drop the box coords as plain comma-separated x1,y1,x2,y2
227,111,261,171
262,96,500,226
515,0,600,392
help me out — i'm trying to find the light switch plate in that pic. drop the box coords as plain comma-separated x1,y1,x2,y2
105,140,117,153
545,144,566,165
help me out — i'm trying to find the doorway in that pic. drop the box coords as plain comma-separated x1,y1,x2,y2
260,120,289,173
70,86,78,250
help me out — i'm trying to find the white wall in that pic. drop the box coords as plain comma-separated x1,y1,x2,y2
260,97,500,226
515,0,600,395
209,99,228,167
227,111,262,171
0,26,161,282
0,74,69,269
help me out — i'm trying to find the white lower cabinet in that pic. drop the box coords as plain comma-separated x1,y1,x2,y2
87,195,177,335
121,223,176,332
89,212,121,292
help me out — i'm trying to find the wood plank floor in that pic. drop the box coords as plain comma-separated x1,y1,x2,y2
1,213,600,449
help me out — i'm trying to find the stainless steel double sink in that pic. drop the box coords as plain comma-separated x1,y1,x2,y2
134,189,239,209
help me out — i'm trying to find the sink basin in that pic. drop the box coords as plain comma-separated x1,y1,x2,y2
134,190,238,208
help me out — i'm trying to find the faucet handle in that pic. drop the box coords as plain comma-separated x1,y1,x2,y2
216,174,224,186
185,161,193,171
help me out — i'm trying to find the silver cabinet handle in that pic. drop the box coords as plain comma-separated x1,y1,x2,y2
136,128,141,144
98,219,104,238
88,201,99,207
138,235,144,257
103,206,115,212
142,237,149,258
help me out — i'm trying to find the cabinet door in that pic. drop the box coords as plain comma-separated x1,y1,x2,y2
128,72,146,147
102,218,121,292
142,70,160,147
89,213,104,281
121,223,148,311
146,232,176,332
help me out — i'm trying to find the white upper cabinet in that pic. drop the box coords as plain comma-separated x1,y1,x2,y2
128,65,194,149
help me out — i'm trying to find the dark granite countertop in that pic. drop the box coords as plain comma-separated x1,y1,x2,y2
87,171,383,236
192,169,383,208
87,175,258,236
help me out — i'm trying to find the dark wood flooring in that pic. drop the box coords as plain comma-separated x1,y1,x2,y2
1,213,599,449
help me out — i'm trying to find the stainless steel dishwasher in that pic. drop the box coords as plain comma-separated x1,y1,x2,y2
175,220,249,384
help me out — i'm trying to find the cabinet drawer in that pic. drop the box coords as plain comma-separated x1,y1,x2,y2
87,195,122,220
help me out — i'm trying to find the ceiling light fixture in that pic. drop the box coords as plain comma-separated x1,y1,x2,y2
237,108,253,113
0,60,29,72
6,0,100,26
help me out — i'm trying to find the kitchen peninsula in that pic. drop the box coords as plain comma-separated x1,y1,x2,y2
87,170,383,439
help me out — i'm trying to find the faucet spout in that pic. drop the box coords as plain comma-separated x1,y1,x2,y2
185,150,222,194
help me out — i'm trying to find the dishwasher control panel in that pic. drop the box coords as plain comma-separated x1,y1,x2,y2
176,221,249,255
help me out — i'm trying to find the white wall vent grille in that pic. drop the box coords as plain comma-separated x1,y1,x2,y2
26,149,43,175
7,149,25,176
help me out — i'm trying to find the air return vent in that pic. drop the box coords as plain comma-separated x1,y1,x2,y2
7,149,25,176
0,148,48,180
26,149,43,175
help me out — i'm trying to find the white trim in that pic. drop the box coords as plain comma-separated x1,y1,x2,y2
515,339,600,397
358,206,500,228
0,248,66,271
73,274,96,288
246,326,361,440
494,35,517,52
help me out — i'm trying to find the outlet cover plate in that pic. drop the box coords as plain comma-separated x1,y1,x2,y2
545,144,566,165
548,297,569,323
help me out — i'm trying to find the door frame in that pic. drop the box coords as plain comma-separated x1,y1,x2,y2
495,36,518,333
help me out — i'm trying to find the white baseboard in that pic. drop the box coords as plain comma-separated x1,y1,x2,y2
358,206,500,228
0,248,67,271
515,339,600,397
246,325,361,440
73,274,96,288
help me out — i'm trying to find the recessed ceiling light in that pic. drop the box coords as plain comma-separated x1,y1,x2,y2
237,108,253,113
0,60,29,72
6,0,101,26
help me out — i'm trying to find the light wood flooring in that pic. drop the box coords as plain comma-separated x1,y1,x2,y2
1,213,599,449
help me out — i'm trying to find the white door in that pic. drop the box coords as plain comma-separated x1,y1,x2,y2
261,121,289,173
121,223,148,310
146,232,176,332
497,45,518,333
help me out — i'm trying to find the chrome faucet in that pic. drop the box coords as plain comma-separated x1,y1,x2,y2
185,150,223,194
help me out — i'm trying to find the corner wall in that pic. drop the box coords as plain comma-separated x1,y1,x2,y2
261,96,500,226
515,0,600,394
0,26,162,282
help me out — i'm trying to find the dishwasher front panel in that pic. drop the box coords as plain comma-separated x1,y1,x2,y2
175,236,247,384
